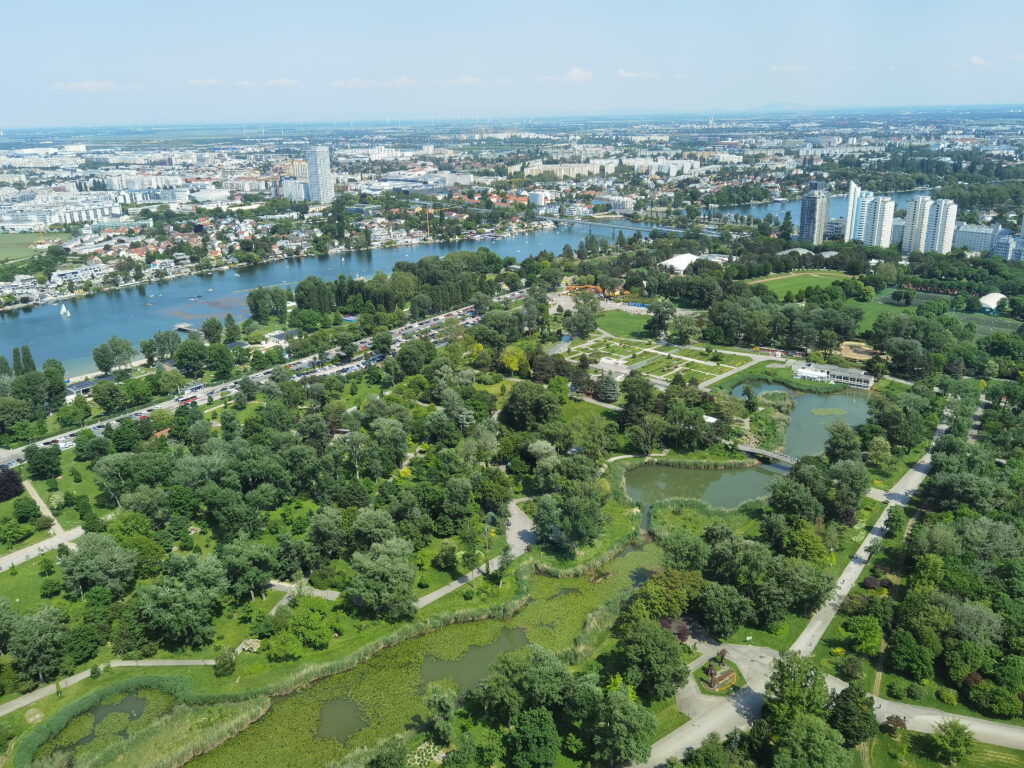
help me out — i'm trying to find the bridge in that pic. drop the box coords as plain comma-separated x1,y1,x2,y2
737,444,797,466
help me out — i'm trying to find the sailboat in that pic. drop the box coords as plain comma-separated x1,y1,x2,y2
60,304,71,318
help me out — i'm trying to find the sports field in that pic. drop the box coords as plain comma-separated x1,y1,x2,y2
747,271,848,298
0,232,70,264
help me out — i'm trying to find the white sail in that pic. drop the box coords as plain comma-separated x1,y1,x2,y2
60,304,71,317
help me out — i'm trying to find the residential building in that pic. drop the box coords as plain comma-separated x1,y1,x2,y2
952,222,1000,252
305,145,334,204
843,181,860,241
799,190,828,244
925,198,957,254
890,217,905,246
902,196,932,254
861,195,895,247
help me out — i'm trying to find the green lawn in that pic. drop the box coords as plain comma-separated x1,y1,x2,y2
726,614,809,652
596,310,650,339
848,298,915,334
0,232,70,264
953,311,1023,338
864,732,1024,768
748,271,848,298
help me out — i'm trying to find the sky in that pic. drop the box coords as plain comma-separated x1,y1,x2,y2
2,0,1023,128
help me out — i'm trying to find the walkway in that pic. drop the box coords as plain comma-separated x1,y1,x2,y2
735,444,796,466
641,411,955,765
414,496,535,609
697,355,771,391
0,659,214,719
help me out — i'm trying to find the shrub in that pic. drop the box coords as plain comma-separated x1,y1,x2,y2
214,649,237,678
887,681,907,699
836,655,866,682
906,683,925,700
936,687,959,706
48,492,66,511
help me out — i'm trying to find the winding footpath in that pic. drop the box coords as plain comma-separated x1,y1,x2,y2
639,407,1024,766
0,497,536,720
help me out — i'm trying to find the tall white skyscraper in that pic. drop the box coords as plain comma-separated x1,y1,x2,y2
925,198,957,254
903,196,957,255
799,190,829,244
843,181,861,241
862,196,895,248
902,196,933,255
305,145,334,204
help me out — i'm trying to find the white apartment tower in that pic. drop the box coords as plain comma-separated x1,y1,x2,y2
902,196,932,255
862,196,895,248
305,145,335,204
843,181,860,241
925,198,957,254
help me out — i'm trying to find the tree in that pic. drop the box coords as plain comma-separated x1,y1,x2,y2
220,538,276,601
764,651,829,729
825,422,861,463
201,317,223,344
773,712,848,768
214,648,237,677
888,628,935,682
500,381,562,431
9,606,65,682
504,708,560,768
931,720,975,766
769,477,824,524
843,615,883,657
368,738,408,768
0,465,23,502
60,533,137,598
828,684,878,747
92,342,116,374
626,413,666,455
828,459,871,526
24,444,61,480
587,687,656,767
206,344,234,379
666,315,699,346
425,683,458,744
594,372,619,403
696,582,753,639
618,619,688,701
90,380,126,415
644,299,675,338
562,292,599,339
174,339,208,377
372,329,393,355
348,537,416,620
866,435,893,468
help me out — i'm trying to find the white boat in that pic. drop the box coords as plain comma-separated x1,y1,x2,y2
60,304,71,318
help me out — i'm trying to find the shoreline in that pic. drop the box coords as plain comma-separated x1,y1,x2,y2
0,220,557,317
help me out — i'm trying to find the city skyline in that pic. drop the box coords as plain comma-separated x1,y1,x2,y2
3,0,1024,128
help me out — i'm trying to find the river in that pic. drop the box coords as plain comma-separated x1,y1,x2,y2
0,221,641,376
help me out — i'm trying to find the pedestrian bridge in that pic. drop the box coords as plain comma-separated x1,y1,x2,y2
736,444,797,466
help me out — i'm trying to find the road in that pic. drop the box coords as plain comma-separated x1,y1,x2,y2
0,289,528,469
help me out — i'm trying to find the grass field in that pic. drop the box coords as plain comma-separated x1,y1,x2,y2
596,310,650,339
848,298,915,334
864,733,1024,768
748,271,848,298
0,232,70,264
953,311,1023,338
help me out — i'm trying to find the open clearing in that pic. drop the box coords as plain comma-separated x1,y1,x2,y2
0,232,70,264
747,271,848,297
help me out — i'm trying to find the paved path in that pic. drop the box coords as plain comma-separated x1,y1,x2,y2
0,659,214,718
698,355,772,391
0,525,84,573
641,410,955,765
22,480,64,535
414,497,535,609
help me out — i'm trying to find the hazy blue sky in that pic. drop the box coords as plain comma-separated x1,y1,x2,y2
3,0,1022,127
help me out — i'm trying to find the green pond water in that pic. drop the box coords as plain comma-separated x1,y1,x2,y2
625,384,870,509
312,627,529,745
317,697,367,744
420,626,529,695
72,693,147,748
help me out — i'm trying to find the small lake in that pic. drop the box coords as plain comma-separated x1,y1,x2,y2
419,627,529,696
731,383,870,458
625,384,870,509
72,693,147,748
317,697,367,744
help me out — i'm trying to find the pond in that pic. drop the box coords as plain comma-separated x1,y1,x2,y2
419,627,529,696
317,697,367,744
625,384,871,509
730,383,870,458
624,462,789,510
73,693,147,748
